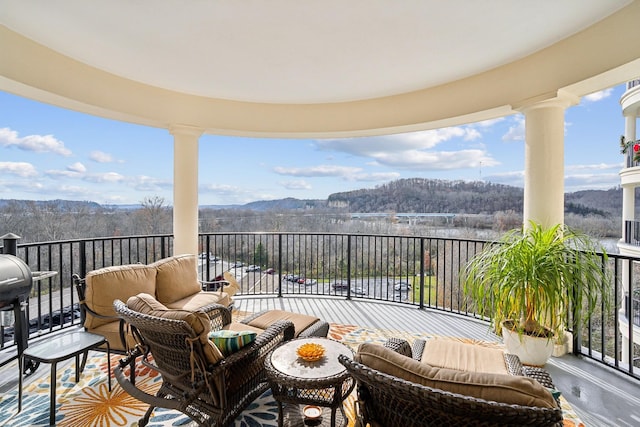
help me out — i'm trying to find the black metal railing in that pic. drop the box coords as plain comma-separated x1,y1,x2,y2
627,79,640,91
0,231,638,380
624,220,640,245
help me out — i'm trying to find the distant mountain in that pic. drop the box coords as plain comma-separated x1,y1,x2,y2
327,179,623,216
0,199,102,210
0,180,624,216
327,178,524,214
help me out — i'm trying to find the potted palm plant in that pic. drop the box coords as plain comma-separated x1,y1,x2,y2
462,221,610,365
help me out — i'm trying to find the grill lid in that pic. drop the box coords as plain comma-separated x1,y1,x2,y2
0,254,33,307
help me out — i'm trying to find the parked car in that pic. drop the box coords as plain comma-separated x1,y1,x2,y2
394,281,412,292
231,261,244,268
246,265,261,272
351,287,366,296
198,252,212,260
302,278,317,286
265,268,275,274
331,281,349,290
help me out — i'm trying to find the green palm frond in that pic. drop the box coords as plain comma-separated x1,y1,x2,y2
462,221,611,339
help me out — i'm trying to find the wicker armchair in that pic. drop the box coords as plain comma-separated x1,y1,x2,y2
113,299,295,427
338,339,564,427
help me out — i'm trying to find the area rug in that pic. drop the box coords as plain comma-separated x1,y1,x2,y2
0,318,585,426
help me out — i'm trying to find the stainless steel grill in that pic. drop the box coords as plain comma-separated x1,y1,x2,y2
0,254,33,367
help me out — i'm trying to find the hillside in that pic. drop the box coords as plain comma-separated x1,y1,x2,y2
0,179,623,216
327,178,524,214
327,178,622,216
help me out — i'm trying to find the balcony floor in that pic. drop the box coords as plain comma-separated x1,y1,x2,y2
1,295,638,426
235,295,640,427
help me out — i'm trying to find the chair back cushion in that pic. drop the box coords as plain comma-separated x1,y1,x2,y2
84,264,156,329
127,293,224,364
152,254,201,304
222,271,240,297
355,343,557,409
419,338,510,375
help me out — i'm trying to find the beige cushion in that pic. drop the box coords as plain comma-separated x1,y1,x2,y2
152,254,201,304
222,271,241,297
355,343,557,409
223,322,264,335
89,320,138,352
419,338,509,375
127,293,224,365
165,291,231,311
84,264,156,329
245,309,319,337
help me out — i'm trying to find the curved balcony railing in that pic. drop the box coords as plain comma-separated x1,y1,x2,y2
0,231,637,379
624,220,640,245
627,79,640,91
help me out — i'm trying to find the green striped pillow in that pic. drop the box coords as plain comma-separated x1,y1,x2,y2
208,330,257,356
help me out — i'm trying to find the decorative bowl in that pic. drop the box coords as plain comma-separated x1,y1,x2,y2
296,342,325,362
303,404,322,420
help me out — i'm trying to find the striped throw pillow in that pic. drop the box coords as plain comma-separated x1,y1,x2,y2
208,330,257,356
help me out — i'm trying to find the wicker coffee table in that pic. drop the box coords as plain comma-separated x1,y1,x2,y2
265,337,355,427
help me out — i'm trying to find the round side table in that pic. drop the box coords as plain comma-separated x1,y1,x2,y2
265,337,355,427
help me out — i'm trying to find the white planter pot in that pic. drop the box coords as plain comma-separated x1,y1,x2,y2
501,324,555,366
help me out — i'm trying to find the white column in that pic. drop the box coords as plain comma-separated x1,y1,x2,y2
519,94,578,228
170,125,203,256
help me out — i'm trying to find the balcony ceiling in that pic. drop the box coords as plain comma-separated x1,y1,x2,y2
1,0,640,137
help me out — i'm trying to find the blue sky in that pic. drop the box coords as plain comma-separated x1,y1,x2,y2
0,85,625,206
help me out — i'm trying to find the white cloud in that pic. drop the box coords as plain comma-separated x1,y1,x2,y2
370,149,499,170
317,126,483,157
583,88,613,103
0,127,72,156
474,117,506,128
200,183,247,195
351,172,401,182
130,175,172,191
274,165,362,178
0,161,38,177
83,172,125,183
89,151,114,163
280,180,312,190
565,163,622,171
45,169,81,179
274,165,402,184
67,162,86,173
502,116,525,142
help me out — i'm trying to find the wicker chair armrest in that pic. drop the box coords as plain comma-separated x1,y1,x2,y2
220,319,295,367
298,319,330,338
383,338,413,358
522,366,555,389
201,303,233,329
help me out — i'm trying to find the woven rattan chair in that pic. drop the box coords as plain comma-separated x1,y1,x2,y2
113,299,295,427
338,338,564,427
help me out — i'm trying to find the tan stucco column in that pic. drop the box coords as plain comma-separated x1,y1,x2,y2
519,93,578,228
170,125,203,255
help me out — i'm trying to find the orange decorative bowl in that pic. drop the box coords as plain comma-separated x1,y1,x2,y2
296,342,325,362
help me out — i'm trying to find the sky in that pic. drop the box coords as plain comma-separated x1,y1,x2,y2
0,84,627,206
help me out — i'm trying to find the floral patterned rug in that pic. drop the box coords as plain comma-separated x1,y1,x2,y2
0,320,584,426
